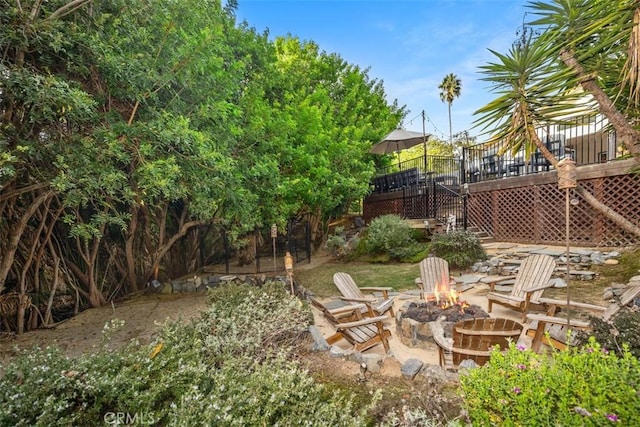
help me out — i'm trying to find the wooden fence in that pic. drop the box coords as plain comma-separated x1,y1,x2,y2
467,159,640,247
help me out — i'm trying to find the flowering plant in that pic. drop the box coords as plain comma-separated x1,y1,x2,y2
460,338,640,426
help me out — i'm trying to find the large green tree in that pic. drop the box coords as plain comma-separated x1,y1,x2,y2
0,0,402,331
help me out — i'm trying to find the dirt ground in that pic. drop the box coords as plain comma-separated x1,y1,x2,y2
0,292,209,367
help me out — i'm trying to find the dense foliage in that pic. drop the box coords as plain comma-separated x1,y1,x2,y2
0,0,404,324
461,339,640,426
362,215,423,261
576,308,640,359
0,283,374,426
430,230,487,268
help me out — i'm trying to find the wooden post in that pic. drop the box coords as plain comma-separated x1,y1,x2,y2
271,224,277,273
284,251,294,295
558,157,577,326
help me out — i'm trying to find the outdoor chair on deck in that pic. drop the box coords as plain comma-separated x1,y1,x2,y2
526,285,640,352
484,254,556,322
309,297,391,353
415,256,458,300
333,272,395,317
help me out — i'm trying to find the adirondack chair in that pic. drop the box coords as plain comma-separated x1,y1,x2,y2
526,285,640,352
414,256,457,300
309,297,392,353
333,272,395,317
431,317,524,371
485,254,556,322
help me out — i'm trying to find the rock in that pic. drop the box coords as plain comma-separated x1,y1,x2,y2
161,283,172,294
401,358,424,379
361,352,385,373
604,259,619,265
171,281,183,292
590,252,605,265
550,278,566,288
308,325,330,352
458,359,480,370
420,364,458,385
329,345,349,358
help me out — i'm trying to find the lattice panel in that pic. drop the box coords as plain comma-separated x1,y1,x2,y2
467,192,494,236
403,187,428,219
591,174,640,247
494,187,536,241
363,198,398,223
467,175,640,247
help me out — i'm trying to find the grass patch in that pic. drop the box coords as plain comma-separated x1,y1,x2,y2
532,247,640,306
295,259,465,298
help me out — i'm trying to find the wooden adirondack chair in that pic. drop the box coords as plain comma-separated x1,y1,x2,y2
414,256,457,300
526,285,640,352
333,272,395,317
431,317,524,371
309,297,392,353
485,254,556,322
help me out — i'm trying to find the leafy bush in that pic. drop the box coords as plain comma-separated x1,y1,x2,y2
363,214,422,260
576,308,640,359
0,282,370,426
430,230,487,268
461,339,640,426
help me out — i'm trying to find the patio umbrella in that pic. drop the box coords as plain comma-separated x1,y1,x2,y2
370,129,427,154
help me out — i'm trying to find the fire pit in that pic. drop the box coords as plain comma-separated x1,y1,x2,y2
396,300,490,350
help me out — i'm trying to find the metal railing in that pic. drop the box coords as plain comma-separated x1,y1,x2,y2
462,114,619,183
372,155,461,193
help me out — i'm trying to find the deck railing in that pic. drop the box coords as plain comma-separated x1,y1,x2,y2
372,114,621,188
462,114,619,183
372,155,461,193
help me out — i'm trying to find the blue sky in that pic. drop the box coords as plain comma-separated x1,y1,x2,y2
235,0,531,142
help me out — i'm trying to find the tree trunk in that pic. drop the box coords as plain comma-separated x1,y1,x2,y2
145,219,204,284
0,190,52,293
125,205,140,293
560,49,640,158
575,186,640,237
448,102,453,144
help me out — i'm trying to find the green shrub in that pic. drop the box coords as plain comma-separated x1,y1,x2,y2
576,308,640,359
461,338,640,426
430,230,487,268
326,226,351,258
363,214,421,260
0,283,370,426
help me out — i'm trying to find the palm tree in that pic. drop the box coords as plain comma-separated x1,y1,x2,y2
438,73,461,144
529,0,640,159
474,25,640,238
